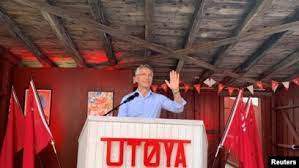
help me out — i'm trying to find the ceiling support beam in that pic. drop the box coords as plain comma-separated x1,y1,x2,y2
88,0,117,65
42,0,87,67
222,9,299,84
176,0,206,72
199,0,273,82
258,50,299,80
0,8,56,67
144,0,154,57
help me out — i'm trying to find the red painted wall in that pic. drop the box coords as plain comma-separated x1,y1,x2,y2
273,85,299,157
0,66,277,167
11,68,132,168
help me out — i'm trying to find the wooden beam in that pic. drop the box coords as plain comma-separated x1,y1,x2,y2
12,0,176,56
275,104,299,111
0,46,22,65
144,0,154,57
0,8,56,67
281,64,299,81
88,0,117,65
222,9,299,84
42,0,87,67
199,0,273,82
12,0,299,63
176,0,206,72
238,32,286,74
13,0,299,84
281,111,299,143
258,50,299,80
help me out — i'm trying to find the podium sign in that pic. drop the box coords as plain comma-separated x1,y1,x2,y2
77,116,208,168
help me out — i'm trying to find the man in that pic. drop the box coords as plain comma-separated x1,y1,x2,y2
118,64,186,118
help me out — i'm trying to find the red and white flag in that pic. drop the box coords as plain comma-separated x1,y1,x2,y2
216,90,244,158
223,91,245,158
247,85,254,95
271,80,279,93
0,87,25,168
22,80,53,168
282,81,290,90
240,99,264,168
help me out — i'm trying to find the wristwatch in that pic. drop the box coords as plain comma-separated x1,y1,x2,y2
172,89,180,94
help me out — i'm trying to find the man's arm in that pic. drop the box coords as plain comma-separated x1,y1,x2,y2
165,70,185,104
160,94,186,113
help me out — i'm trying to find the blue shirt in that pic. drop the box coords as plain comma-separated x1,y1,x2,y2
117,90,187,118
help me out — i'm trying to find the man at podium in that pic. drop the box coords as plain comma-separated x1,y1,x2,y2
118,64,186,118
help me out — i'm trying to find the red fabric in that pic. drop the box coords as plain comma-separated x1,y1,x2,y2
23,81,53,168
240,101,264,168
227,87,235,96
0,88,24,168
293,77,299,86
223,97,245,160
193,84,201,94
218,83,224,94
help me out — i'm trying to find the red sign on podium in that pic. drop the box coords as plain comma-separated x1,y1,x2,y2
101,137,191,167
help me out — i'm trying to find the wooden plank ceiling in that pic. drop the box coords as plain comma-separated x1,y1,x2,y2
0,0,298,86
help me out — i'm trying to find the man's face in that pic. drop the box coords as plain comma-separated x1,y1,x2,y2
134,68,153,88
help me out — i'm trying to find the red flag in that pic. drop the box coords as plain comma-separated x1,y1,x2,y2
256,81,264,90
222,96,245,159
151,84,158,93
23,80,53,168
293,77,299,86
218,83,225,94
217,90,244,159
193,84,201,94
0,87,24,168
183,83,190,93
161,83,168,92
227,87,235,96
240,100,264,168
271,80,279,93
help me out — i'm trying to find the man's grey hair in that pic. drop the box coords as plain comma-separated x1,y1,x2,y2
134,64,153,76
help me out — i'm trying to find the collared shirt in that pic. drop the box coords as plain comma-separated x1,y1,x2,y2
117,89,187,118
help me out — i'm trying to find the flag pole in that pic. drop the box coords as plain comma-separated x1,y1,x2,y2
211,89,243,168
50,140,63,168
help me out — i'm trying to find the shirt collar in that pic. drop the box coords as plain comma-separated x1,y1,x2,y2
135,89,153,98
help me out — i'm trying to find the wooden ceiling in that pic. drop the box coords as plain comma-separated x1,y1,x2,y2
0,0,298,86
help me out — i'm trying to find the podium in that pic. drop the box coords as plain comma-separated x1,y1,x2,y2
77,116,208,168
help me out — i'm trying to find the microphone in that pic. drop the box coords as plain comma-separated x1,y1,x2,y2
123,92,139,103
103,92,139,116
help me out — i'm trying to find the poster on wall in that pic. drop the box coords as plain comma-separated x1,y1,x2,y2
24,89,52,125
88,91,113,116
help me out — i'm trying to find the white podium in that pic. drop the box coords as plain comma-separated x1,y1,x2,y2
77,116,208,168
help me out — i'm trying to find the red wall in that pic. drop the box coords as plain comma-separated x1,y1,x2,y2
0,66,277,167
273,85,299,157
11,68,132,168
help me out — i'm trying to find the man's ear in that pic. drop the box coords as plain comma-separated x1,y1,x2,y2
133,76,137,83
